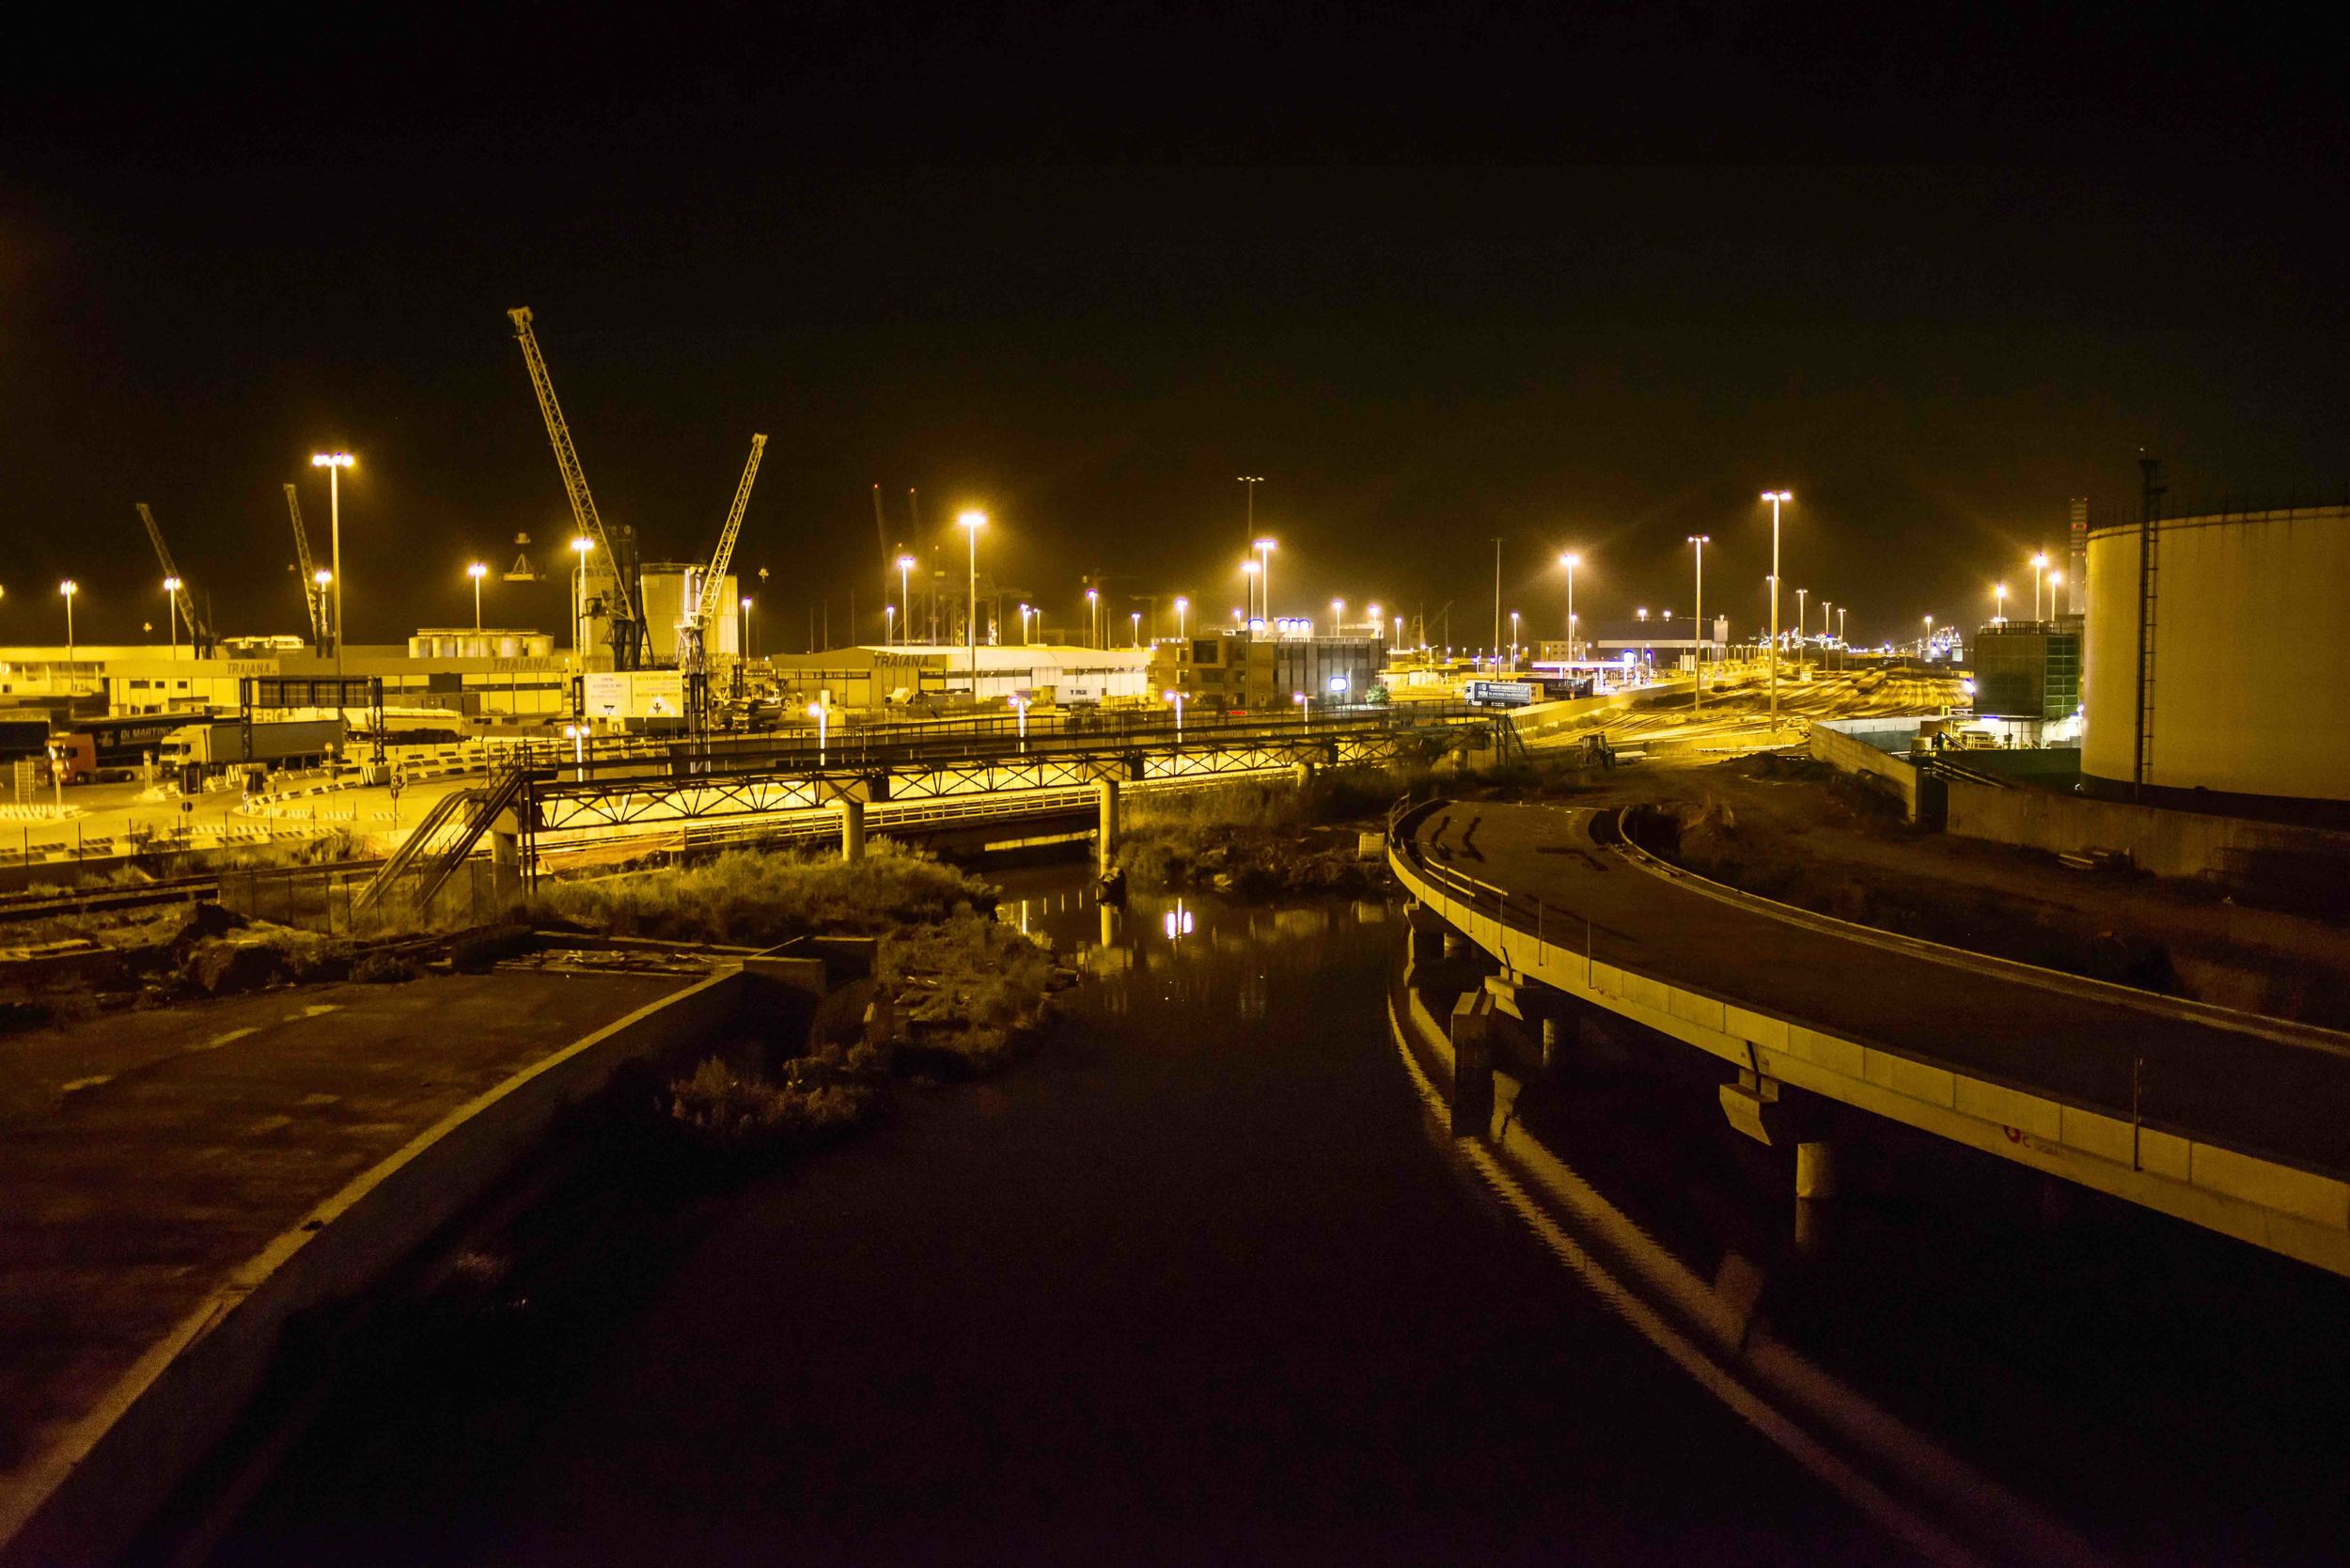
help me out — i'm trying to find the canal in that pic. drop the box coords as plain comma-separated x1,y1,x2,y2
184,869,2350,1565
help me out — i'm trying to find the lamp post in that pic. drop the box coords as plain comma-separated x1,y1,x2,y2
1254,538,1277,621
1838,605,1847,670
1922,614,1934,659
742,596,754,660
1087,586,1100,648
896,555,915,645
2047,571,2063,619
313,570,332,657
885,604,896,645
1558,552,1581,661
1332,598,1347,638
311,452,353,674
1010,694,1028,752
2031,552,2048,619
1761,491,1791,728
1994,582,2007,628
59,580,76,666
1174,596,1189,640
958,510,985,693
163,575,181,663
467,561,487,632
570,537,594,676
1239,560,1258,622
1130,610,1141,647
1686,535,1709,710
1237,476,1262,588
1636,606,1650,677
1164,689,1184,741
1795,587,1809,676
807,701,827,766
563,722,587,782
1292,690,1308,730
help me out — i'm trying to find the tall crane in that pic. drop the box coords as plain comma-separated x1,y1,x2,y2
135,503,212,655
680,433,768,678
507,306,645,668
283,483,327,647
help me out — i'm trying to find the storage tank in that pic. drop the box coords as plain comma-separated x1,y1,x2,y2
2082,506,2350,811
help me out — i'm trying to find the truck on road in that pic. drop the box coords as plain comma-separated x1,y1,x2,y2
160,717,344,785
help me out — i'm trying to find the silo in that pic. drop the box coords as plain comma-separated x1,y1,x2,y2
2082,506,2350,811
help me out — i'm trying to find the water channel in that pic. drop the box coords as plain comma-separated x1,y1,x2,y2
185,865,2350,1566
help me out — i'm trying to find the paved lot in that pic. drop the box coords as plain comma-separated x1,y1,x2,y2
1416,801,2350,1179
0,967,688,1473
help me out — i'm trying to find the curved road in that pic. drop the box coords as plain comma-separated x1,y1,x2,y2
1411,802,2350,1184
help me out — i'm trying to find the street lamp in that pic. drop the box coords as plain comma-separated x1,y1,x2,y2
742,595,754,660
1254,538,1277,620
896,555,916,646
1367,602,1383,645
1010,693,1028,752
1130,610,1141,647
58,580,76,666
1994,582,2007,627
1760,491,1792,728
1558,552,1582,661
1174,596,1189,640
313,570,332,656
562,722,587,782
466,561,487,633
570,536,595,674
1508,609,1519,669
958,510,985,692
311,451,354,674
1164,689,1185,740
2031,552,2048,619
2047,570,2064,618
1795,587,1809,676
1332,598,1347,638
1237,476,1263,584
1686,535,1709,710
807,701,827,766
1292,690,1308,730
1922,614,1934,659
163,575,182,663
1239,559,1258,623
1087,586,1101,649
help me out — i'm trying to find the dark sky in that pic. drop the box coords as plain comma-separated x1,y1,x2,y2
5,1,2345,650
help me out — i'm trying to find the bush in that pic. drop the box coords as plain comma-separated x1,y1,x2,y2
352,949,419,983
525,841,992,949
666,1056,881,1154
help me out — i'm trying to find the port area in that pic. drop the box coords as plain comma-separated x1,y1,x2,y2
0,960,697,1505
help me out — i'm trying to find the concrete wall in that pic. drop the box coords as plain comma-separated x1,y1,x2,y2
1808,719,1922,819
2084,508,2350,803
1943,775,2350,880
0,969,746,1568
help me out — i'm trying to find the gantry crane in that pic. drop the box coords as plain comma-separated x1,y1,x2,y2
135,503,213,655
283,483,327,649
507,306,646,668
679,435,768,714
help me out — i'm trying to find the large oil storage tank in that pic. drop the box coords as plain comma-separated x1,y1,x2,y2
2082,505,2350,816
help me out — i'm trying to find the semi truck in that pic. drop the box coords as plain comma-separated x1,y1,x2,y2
159,717,344,784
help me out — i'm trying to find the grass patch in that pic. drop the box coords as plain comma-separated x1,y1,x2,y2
524,840,994,948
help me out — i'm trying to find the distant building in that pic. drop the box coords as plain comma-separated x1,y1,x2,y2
1972,617,2083,721
1151,630,1382,711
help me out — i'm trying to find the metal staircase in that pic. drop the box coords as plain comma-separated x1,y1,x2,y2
352,766,533,917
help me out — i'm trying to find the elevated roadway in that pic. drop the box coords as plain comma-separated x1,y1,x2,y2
1393,798,2350,1278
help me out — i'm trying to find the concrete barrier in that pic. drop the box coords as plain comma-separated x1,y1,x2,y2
0,967,747,1568
1808,719,1923,820
1943,775,2350,881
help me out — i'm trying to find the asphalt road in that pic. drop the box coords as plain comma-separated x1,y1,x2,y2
1414,802,2350,1181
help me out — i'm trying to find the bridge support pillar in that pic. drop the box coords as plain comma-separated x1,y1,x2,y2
837,798,866,864
1094,777,1120,874
1795,1140,1838,1200
1292,760,1316,790
1449,992,1496,1138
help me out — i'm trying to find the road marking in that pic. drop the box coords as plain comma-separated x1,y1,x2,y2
59,1074,112,1094
297,1004,342,1019
198,1026,259,1052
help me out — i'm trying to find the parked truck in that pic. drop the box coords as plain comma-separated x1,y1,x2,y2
159,717,344,785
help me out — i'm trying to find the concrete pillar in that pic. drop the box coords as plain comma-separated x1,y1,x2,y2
1292,760,1316,790
1540,1015,1561,1070
837,798,866,864
1094,776,1120,875
1449,993,1496,1138
1442,931,1468,959
1794,1140,1838,1200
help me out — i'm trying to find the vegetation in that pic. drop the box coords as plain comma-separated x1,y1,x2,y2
525,841,994,947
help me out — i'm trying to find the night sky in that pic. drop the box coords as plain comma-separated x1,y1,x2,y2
5,2,2344,650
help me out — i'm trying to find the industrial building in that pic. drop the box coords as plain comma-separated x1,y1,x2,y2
2082,502,2350,821
1971,617,2084,723
760,643,1155,710
1152,630,1384,711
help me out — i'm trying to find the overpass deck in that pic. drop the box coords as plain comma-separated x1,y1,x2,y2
1397,800,2350,1274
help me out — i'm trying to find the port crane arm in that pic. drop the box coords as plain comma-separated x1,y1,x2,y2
506,306,640,630
135,503,210,646
283,483,324,641
690,433,767,637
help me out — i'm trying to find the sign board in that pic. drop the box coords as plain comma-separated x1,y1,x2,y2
584,670,686,719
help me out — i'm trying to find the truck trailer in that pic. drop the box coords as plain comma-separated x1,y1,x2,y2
159,717,345,785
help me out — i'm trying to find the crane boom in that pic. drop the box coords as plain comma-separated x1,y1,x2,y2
283,483,324,641
135,503,209,646
692,433,767,635
506,306,640,635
